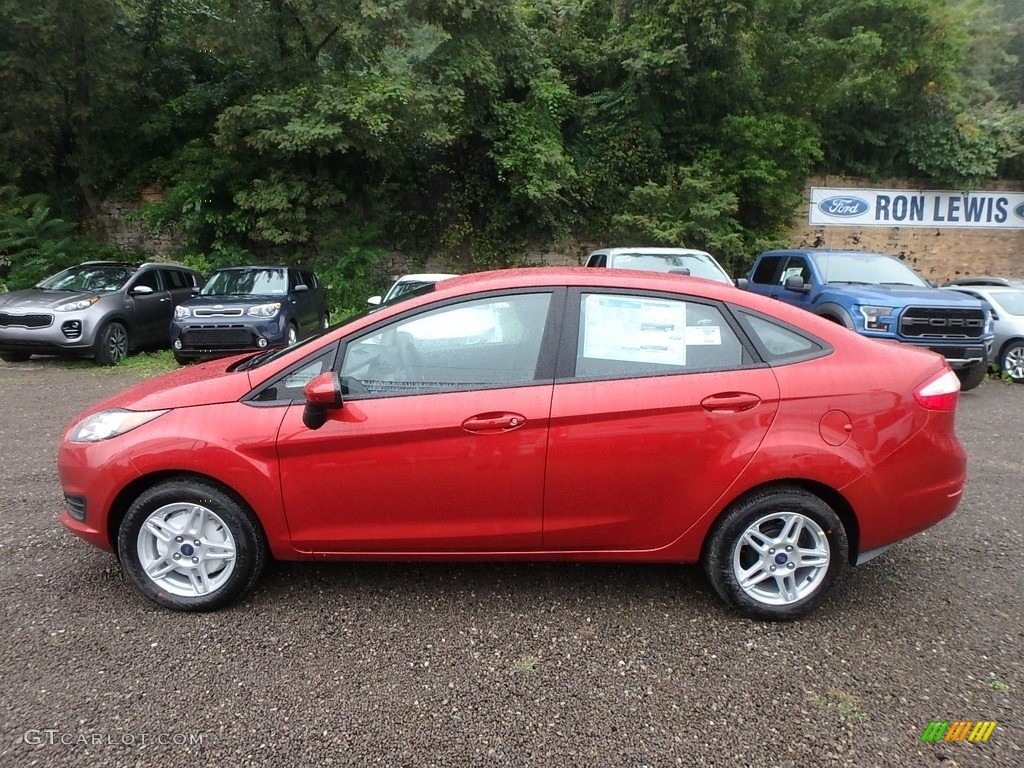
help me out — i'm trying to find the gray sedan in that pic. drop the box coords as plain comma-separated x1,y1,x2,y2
945,283,1024,382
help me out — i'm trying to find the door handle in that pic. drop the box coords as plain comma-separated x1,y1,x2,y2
462,412,527,434
160,297,171,302
700,392,761,413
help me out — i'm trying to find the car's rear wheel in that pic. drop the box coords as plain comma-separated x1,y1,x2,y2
320,314,330,330
955,360,988,391
117,478,267,611
1000,341,1024,383
0,352,31,363
94,322,128,366
704,486,848,620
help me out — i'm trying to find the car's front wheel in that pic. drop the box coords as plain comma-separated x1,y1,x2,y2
286,322,298,345
94,322,128,366
1000,341,1024,383
0,352,31,363
703,486,849,620
117,478,267,611
955,360,988,391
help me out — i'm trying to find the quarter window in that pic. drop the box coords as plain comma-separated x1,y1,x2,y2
575,293,744,378
339,293,552,396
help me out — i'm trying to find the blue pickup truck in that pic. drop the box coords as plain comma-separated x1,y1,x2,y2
745,249,993,390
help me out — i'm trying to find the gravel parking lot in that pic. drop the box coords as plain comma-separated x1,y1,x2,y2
0,360,1020,767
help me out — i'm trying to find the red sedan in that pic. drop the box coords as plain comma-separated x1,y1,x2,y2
58,267,966,619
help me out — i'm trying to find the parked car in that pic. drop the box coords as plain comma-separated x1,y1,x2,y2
0,261,203,365
367,273,458,307
944,282,1024,382
585,247,737,285
744,250,994,391
59,267,966,620
170,265,328,363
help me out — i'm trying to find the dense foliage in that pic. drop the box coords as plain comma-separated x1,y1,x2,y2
2,0,1023,304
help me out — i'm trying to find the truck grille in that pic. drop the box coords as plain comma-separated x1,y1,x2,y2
0,312,53,328
899,308,986,340
181,326,254,348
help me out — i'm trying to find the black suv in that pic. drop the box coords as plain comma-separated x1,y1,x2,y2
169,265,329,362
0,261,204,365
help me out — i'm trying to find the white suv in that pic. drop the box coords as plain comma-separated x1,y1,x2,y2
585,247,735,285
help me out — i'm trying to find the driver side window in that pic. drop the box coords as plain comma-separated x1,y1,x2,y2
339,293,552,397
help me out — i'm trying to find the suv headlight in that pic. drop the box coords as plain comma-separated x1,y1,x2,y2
69,408,168,443
55,297,99,312
858,305,895,332
174,305,192,319
247,302,281,318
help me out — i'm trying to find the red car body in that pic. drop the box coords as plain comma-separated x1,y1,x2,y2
58,267,967,618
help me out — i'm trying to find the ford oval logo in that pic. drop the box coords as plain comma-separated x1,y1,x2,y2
1014,202,1024,220
818,196,870,217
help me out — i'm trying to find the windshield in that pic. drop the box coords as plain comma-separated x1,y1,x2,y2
993,290,1024,316
812,253,928,287
202,268,288,297
37,264,136,292
608,252,731,283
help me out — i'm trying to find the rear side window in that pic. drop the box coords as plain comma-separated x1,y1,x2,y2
736,310,828,363
161,269,188,290
575,293,745,379
751,256,783,285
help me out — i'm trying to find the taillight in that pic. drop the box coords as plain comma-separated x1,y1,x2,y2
914,369,960,411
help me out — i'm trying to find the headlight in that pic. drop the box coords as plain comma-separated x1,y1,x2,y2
69,408,168,443
247,302,281,318
174,305,192,319
55,296,99,312
858,305,895,332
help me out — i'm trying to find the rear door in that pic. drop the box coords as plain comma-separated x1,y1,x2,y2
542,289,780,551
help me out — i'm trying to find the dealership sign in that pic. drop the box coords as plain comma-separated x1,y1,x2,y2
810,187,1024,229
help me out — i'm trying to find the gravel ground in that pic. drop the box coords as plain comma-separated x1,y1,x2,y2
0,359,1020,768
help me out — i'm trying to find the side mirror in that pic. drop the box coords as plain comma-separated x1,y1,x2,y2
783,275,809,293
366,296,383,306
190,287,200,296
294,284,309,293
130,285,154,296
302,371,343,430
668,268,691,276
734,277,749,290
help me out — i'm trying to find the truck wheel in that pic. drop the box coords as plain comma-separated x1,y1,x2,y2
955,360,988,392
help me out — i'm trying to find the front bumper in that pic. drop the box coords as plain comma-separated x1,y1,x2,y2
170,316,288,358
0,309,102,355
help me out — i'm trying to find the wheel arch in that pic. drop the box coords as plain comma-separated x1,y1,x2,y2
814,303,855,329
106,470,269,558
702,479,860,566
997,335,1024,360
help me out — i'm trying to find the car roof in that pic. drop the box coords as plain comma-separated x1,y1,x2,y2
944,276,1024,287
394,273,459,282
595,247,714,256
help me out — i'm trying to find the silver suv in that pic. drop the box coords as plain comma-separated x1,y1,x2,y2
944,281,1024,382
0,261,203,365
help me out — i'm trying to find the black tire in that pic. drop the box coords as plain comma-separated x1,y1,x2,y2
955,360,988,392
0,351,31,363
94,321,129,366
172,351,192,366
703,486,849,621
286,322,298,345
117,478,267,611
1000,341,1024,383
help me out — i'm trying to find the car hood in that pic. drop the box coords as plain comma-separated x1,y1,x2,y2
76,355,256,417
823,284,986,307
0,288,103,309
180,294,286,309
